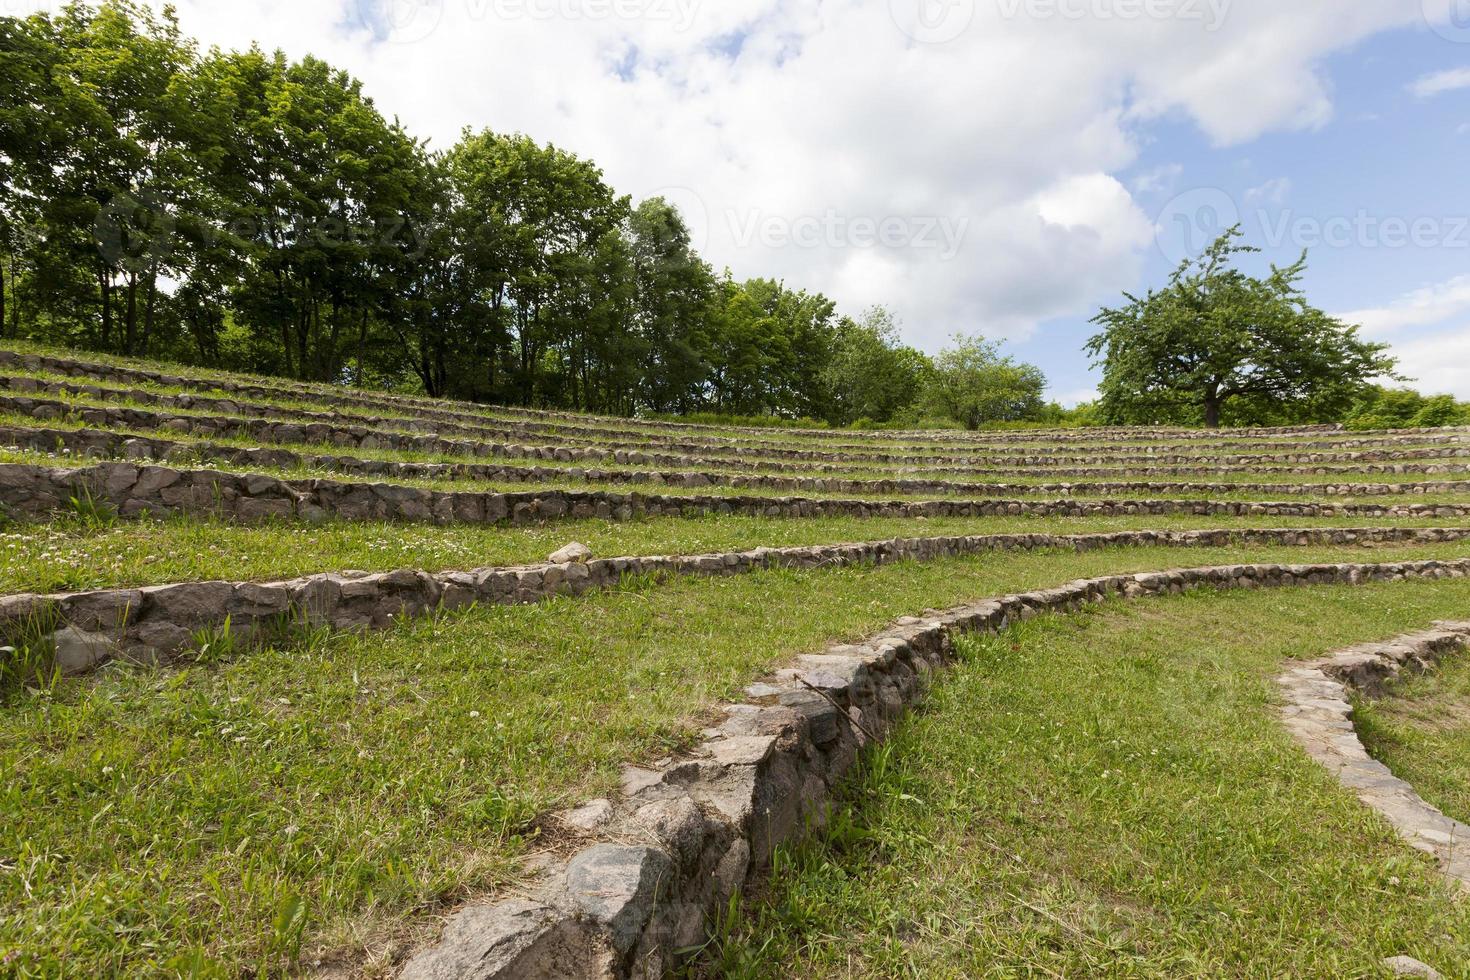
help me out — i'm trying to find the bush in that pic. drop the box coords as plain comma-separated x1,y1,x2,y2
1344,387,1469,431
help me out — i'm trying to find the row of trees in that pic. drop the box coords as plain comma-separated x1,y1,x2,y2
0,1,1058,429
7,7,1454,432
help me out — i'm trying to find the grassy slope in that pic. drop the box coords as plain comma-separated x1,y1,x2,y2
1355,651,1470,828
3,544,1468,975
9,357,1458,453
6,510,1470,594
711,582,1470,979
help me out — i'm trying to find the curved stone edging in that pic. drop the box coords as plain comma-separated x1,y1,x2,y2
395,558,1470,979
6,423,1470,502
4,381,1468,471
11,346,1469,447
0,349,1393,444
1278,624,1470,887
5,461,1470,529
9,527,1470,674
6,368,1468,461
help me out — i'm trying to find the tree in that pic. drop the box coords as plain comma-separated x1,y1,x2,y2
920,334,1046,430
1087,227,1396,428
822,306,929,425
628,198,714,414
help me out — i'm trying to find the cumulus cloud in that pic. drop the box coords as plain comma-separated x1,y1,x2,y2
1340,275,1470,335
1389,328,1470,399
78,0,1433,350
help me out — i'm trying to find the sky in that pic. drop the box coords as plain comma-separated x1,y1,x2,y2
19,0,1470,403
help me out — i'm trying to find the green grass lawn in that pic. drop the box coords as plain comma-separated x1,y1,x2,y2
4,509,1470,594
1355,649,1470,828
709,581,1470,979
4,543,1468,976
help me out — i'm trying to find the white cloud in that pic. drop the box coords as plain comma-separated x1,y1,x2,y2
1339,275,1470,335
1389,327,1470,399
1057,386,1101,407
1131,163,1184,195
1244,176,1291,205
130,0,1429,351
1410,66,1470,98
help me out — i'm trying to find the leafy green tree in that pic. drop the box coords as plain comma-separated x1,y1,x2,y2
445,130,628,405
920,334,1046,429
1087,227,1396,428
822,306,929,425
628,198,714,413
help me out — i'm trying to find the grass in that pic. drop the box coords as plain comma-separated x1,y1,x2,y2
13,358,1467,454
8,370,1469,470
708,581,1470,979
9,404,1470,488
3,542,1468,975
4,509,1470,594
1355,648,1470,827
9,441,1470,516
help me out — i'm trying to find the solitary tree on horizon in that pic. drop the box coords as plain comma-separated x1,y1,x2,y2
1086,227,1396,428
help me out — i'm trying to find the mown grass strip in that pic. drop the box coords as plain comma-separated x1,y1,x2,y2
710,581,1470,978
7,510,1470,595
10,411,1470,488
3,542,1469,975
1356,650,1470,829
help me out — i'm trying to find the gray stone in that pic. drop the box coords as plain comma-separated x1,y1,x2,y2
52,627,116,674
564,844,673,955
559,798,614,832
398,898,613,980
549,542,592,565
1383,956,1442,979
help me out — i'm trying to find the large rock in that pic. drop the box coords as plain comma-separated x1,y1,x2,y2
399,898,614,980
564,844,672,955
549,542,592,565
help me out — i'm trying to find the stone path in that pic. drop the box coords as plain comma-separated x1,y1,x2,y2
1278,622,1470,887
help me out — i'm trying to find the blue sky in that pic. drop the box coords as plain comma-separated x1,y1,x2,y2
1017,21,1470,404
117,0,1470,401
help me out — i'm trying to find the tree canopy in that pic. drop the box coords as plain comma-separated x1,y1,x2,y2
0,0,1069,431
1086,227,1396,427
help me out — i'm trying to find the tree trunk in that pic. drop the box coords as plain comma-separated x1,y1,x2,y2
124,272,138,355
1203,397,1221,429
100,270,112,350
141,269,158,356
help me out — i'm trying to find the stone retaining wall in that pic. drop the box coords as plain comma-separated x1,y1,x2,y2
7,424,1470,501
5,393,1470,483
6,461,1470,530
1278,624,1470,887
6,348,1429,447
396,558,1470,979
8,526,1469,674
3,366,1464,460
7,374,1468,469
